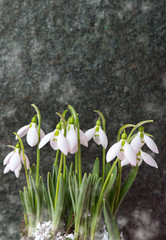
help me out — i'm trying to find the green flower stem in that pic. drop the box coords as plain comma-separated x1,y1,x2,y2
127,120,153,142
75,152,78,174
31,104,41,188
54,152,63,208
102,148,106,183
94,110,106,183
63,154,66,178
115,160,122,208
54,149,59,166
14,133,31,200
77,133,82,187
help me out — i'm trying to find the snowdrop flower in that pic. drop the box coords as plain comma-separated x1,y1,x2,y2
121,150,158,168
16,115,45,147
66,116,88,154
85,119,108,149
3,143,30,178
39,122,68,155
130,126,159,154
106,131,136,166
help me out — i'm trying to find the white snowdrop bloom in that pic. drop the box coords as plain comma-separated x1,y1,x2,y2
131,126,159,154
106,131,136,166
66,116,88,154
85,120,108,149
39,123,68,155
121,150,158,168
16,116,45,147
3,144,30,178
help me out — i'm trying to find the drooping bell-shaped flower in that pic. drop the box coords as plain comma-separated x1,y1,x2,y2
3,143,30,178
16,115,45,147
106,131,136,166
66,116,88,154
85,119,108,149
39,122,68,155
121,150,158,168
130,126,159,154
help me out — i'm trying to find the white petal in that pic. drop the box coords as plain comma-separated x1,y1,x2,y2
3,151,14,165
79,129,88,147
68,144,78,154
21,153,30,169
85,127,95,141
144,134,159,154
40,128,45,139
141,151,158,168
106,141,121,162
130,133,142,154
50,138,58,150
39,131,54,149
93,135,101,145
118,150,125,160
16,124,30,139
4,164,11,174
121,159,130,167
10,152,22,171
124,142,136,166
26,123,39,147
57,132,68,155
14,164,22,178
99,128,108,149
66,125,77,151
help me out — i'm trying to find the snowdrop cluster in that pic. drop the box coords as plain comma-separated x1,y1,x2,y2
2,104,159,240
106,126,159,168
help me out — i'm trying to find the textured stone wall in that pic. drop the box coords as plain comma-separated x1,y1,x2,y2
0,0,166,239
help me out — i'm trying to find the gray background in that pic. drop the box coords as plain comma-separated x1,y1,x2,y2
0,0,166,239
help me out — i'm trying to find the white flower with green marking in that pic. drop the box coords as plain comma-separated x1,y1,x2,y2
16,115,45,147
39,122,68,155
106,131,136,166
3,143,30,178
66,116,88,154
85,119,108,149
130,126,159,154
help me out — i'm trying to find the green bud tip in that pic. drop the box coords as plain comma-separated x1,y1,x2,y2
121,140,125,146
31,115,37,123
54,130,59,136
138,126,144,132
68,116,74,124
96,118,101,126
15,142,20,148
121,130,127,140
56,122,61,130
95,126,100,132
140,132,144,139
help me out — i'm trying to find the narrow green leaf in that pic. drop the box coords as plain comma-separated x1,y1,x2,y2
31,176,41,221
24,187,34,226
53,174,65,228
92,158,99,178
19,190,27,213
103,199,120,240
114,165,138,215
47,172,55,215
69,173,76,212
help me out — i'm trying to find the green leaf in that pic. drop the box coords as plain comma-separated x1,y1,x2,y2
47,172,55,215
23,187,34,227
19,190,27,213
103,199,120,240
53,174,66,228
92,158,99,178
31,176,41,221
114,165,138,215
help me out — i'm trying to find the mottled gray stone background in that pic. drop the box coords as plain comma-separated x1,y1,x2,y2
0,0,166,239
